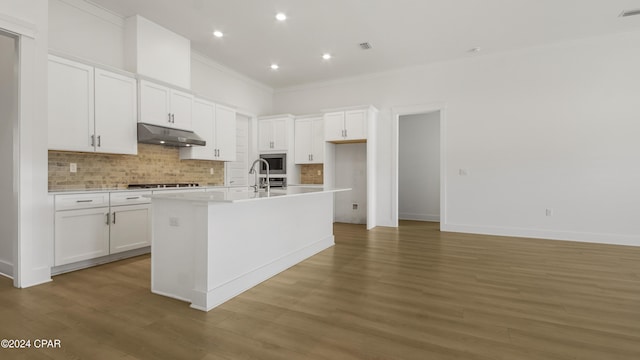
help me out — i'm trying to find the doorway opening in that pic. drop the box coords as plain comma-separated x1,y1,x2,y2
398,112,441,222
391,104,446,228
0,29,19,279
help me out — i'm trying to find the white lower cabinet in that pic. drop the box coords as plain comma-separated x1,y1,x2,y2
53,191,151,267
109,192,152,254
54,207,110,266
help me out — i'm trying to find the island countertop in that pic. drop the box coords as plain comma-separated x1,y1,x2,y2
148,186,350,203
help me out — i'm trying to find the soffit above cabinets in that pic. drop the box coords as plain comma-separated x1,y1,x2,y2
87,0,640,89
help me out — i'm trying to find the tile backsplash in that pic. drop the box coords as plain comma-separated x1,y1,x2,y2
48,144,224,190
300,164,324,184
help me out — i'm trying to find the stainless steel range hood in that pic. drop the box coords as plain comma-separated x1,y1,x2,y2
137,123,206,147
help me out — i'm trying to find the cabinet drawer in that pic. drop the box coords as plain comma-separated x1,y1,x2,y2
110,191,152,205
55,193,109,210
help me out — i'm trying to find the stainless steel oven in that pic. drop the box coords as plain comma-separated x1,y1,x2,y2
259,153,286,174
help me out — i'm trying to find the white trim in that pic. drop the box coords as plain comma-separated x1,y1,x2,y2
441,224,640,247
398,213,440,222
65,0,125,27
0,13,37,38
191,51,273,94
391,103,447,228
0,260,13,279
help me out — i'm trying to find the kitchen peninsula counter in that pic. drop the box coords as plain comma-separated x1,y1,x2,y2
149,186,350,311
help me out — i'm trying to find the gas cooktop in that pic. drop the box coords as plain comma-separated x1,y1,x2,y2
127,183,200,189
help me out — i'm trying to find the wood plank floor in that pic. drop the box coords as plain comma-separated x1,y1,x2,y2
1,221,640,359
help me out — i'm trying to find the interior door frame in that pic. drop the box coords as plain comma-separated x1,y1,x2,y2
390,103,447,228
224,109,256,186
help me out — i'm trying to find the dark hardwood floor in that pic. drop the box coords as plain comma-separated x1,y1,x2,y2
1,221,639,359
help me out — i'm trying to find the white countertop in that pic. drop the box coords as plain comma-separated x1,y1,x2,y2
148,186,350,203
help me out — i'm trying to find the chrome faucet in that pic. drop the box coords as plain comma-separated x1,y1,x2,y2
249,158,270,193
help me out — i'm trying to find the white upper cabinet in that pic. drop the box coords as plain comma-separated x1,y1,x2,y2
324,106,375,142
94,68,138,155
48,55,138,155
258,115,294,152
180,99,236,161
295,116,324,164
139,79,193,131
48,55,95,153
214,104,237,161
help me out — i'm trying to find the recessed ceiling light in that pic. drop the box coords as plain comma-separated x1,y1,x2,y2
322,53,332,60
213,30,224,38
468,47,482,53
275,13,287,21
270,64,279,70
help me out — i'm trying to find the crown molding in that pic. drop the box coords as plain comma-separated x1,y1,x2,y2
64,0,125,27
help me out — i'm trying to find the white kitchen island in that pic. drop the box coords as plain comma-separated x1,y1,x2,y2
149,186,349,311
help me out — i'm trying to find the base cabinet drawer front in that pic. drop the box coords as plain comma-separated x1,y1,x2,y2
54,207,110,266
109,191,152,206
110,204,151,254
55,193,109,211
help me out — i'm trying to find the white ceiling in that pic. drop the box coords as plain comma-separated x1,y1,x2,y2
87,0,640,89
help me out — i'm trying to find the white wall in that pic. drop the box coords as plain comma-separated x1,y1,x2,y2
399,112,440,222
47,0,273,115
49,0,124,68
0,0,51,286
0,32,16,277
333,143,367,224
274,30,640,246
191,53,273,115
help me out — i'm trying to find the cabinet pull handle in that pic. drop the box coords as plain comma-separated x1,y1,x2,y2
91,135,95,147
172,113,175,123
126,196,140,200
344,129,347,137
168,113,172,123
97,135,101,147
106,213,110,225
112,212,116,224
76,199,93,203
311,154,313,161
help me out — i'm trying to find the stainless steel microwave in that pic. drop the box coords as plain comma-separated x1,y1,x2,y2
259,153,286,174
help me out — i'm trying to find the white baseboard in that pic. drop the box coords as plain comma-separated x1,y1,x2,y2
399,213,440,222
0,260,13,279
441,223,640,247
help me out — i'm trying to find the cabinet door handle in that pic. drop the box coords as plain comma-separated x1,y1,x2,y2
91,135,95,147
97,135,101,147
126,196,140,200
344,129,347,138
106,213,110,225
172,113,175,123
311,154,313,161
76,199,93,203
168,113,172,123
112,212,116,224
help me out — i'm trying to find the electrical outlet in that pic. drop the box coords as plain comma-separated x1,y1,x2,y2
352,203,358,210
169,217,180,227
459,168,468,176
545,208,553,217
70,163,77,173
317,170,322,176
210,168,214,175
